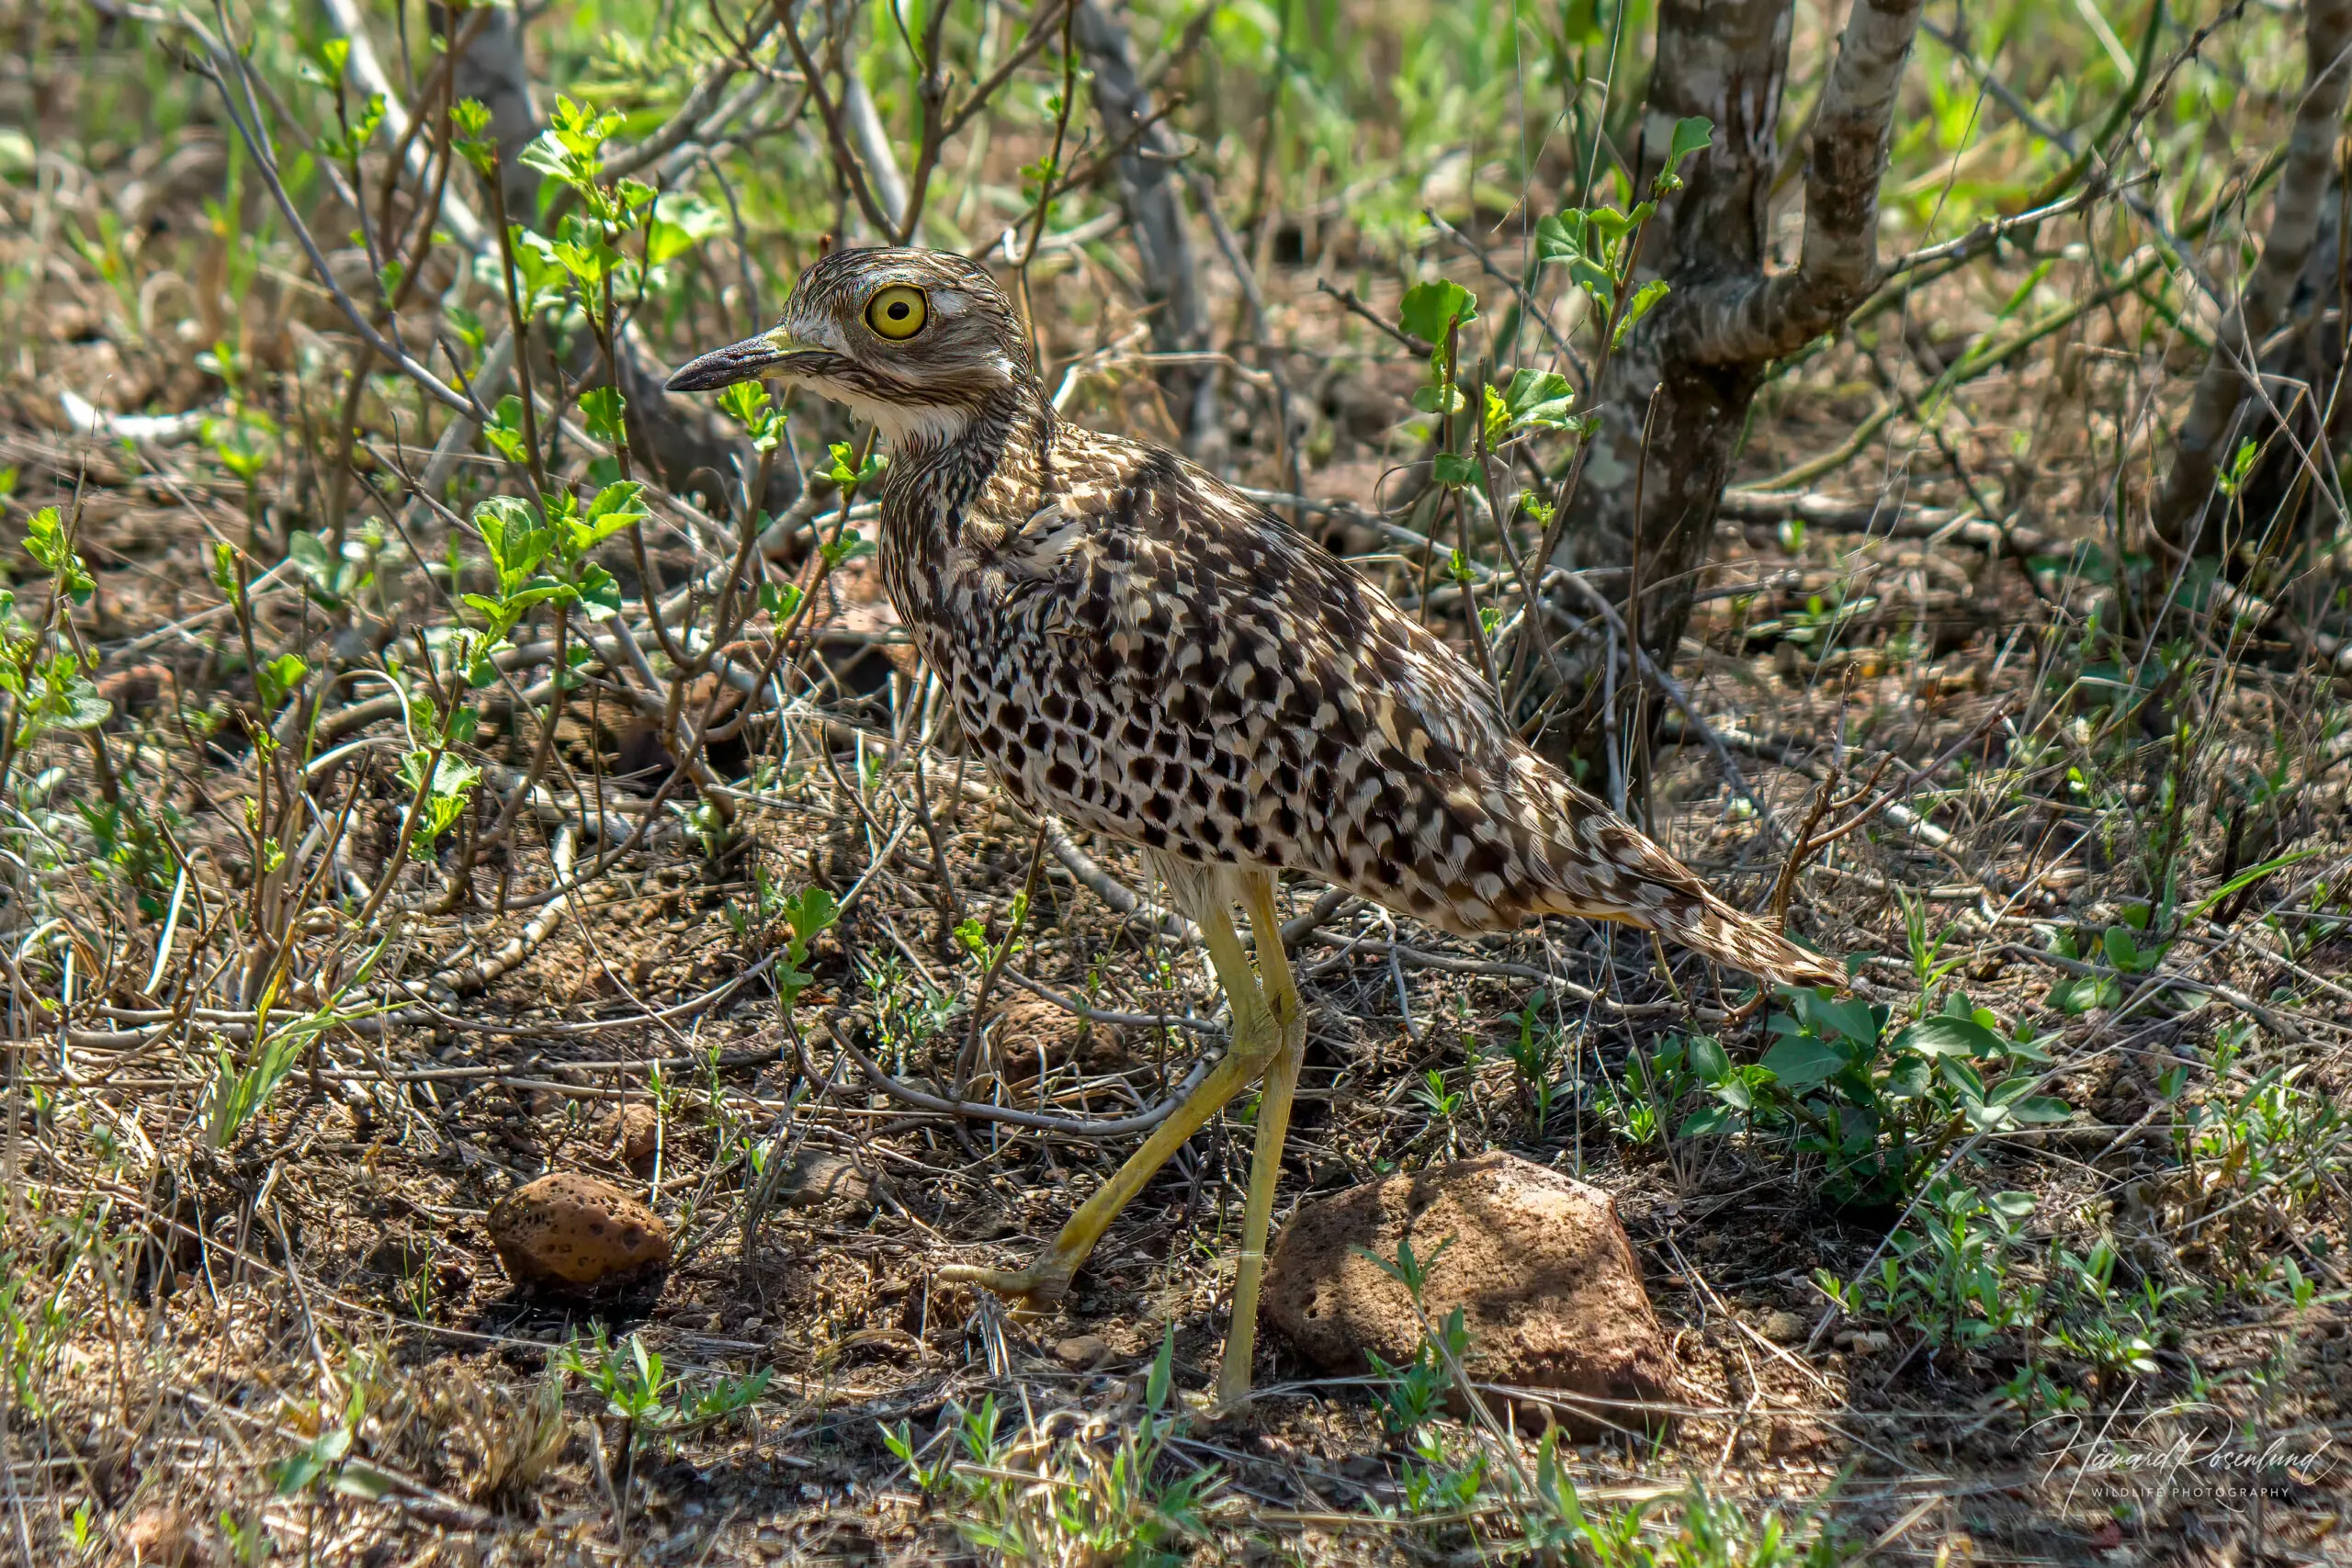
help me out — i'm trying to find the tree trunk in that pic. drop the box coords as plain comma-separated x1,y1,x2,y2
1544,0,1923,783
2151,0,2352,559
1074,0,1218,457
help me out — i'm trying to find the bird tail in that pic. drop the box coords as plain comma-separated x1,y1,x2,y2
1511,759,1843,989
1638,883,1844,991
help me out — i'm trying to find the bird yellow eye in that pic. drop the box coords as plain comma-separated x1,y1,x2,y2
865,285,928,341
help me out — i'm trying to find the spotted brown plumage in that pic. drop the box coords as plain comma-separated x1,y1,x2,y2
669,246,1840,1405
672,246,1838,987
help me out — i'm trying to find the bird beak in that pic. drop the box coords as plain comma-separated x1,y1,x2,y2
664,327,824,392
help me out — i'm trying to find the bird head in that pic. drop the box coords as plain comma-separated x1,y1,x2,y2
665,247,1037,447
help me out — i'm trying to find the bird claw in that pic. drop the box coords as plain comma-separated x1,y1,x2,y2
937,1257,1076,1314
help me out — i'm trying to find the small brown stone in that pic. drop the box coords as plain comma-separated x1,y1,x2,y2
1262,1151,1678,1438
488,1172,671,1296
96,662,172,721
991,995,1122,1083
598,1101,661,1164
772,1151,875,1213
1054,1334,1113,1371
1761,1309,1809,1344
122,1505,208,1567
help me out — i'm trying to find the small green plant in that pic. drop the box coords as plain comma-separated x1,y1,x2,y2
66,1499,95,1556
1996,1360,2088,1416
775,886,842,1014
1816,1183,2041,1352
954,887,1029,972
559,1326,770,1453
218,1505,272,1566
1498,989,1570,1133
399,1236,435,1322
910,1330,1216,1566
1670,989,2068,1206
208,939,394,1147
881,1408,963,1496
202,1028,311,1150
0,1257,74,1422
267,1384,396,1505
1410,1066,1464,1122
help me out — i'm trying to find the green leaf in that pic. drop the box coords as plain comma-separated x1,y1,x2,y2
1883,1055,1932,1100
482,394,529,464
1803,992,1882,1047
1759,1035,1844,1092
2184,848,2319,926
1612,278,1670,345
1685,1034,1731,1084
256,653,309,707
718,380,771,428
2218,437,2259,497
581,387,628,446
1431,452,1482,488
329,1462,395,1502
25,506,97,602
573,562,621,619
1398,278,1478,345
646,194,727,265
820,441,886,489
286,530,339,595
1532,213,1582,264
584,478,646,525
760,581,805,622
1146,1325,1175,1413
1667,116,1714,173
1886,1015,2003,1061
1497,367,1577,433
1678,1105,1735,1137
2102,924,2143,972
1566,254,1614,301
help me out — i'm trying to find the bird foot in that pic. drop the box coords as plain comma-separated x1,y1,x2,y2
937,1256,1076,1314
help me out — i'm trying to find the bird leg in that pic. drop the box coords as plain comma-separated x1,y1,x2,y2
1215,873,1306,1409
938,893,1283,1313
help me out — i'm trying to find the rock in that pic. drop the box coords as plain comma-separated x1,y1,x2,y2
1262,1152,1677,1438
771,1151,875,1213
1054,1334,1113,1371
990,995,1121,1083
122,1505,208,1566
488,1172,671,1296
598,1102,661,1164
96,662,172,722
364,1231,435,1280
1761,1309,1809,1344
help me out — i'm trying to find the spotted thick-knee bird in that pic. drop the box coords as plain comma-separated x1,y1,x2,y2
670,246,1839,1406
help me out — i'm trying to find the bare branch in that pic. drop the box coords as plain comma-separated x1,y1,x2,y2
1073,0,1214,443
1663,0,1925,366
177,17,482,421
842,64,910,231
775,0,900,237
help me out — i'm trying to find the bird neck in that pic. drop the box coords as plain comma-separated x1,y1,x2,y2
881,379,1055,521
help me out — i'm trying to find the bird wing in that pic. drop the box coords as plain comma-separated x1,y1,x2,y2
1017,432,1512,773
961,424,1839,986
